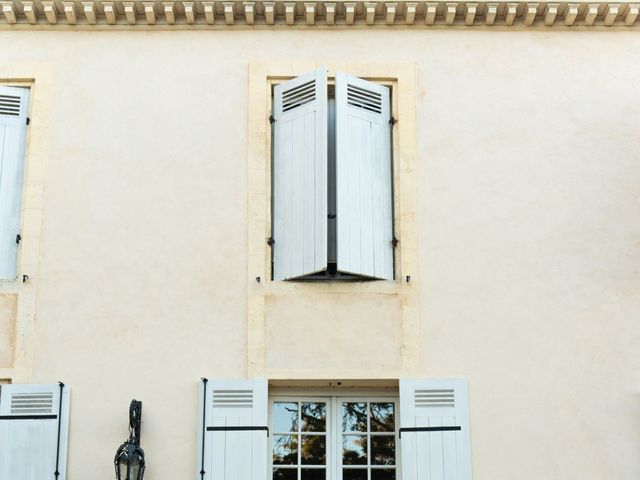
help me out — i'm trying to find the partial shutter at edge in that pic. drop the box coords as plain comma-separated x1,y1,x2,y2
196,379,268,480
335,72,393,280
0,85,30,280
400,379,472,480
0,383,71,480
272,68,328,280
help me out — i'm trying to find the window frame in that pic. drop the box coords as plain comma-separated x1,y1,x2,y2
269,393,402,480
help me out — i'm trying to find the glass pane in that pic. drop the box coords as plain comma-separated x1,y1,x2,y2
301,435,326,465
370,403,395,432
342,403,367,432
302,403,326,432
342,435,367,465
371,469,396,480
273,435,298,465
343,469,367,480
273,402,299,433
273,468,298,480
371,436,395,465
302,468,326,480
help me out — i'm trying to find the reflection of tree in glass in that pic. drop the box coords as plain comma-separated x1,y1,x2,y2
273,435,298,465
342,403,367,432
343,436,367,465
370,403,394,432
371,436,395,465
301,403,326,432
273,468,297,480
301,435,326,464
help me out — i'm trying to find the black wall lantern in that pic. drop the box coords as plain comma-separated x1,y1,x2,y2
114,400,146,480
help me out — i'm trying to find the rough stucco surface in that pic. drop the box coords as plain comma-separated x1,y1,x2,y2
0,294,17,367
0,30,638,480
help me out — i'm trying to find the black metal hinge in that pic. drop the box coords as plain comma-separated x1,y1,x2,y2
389,117,397,126
392,237,399,247
269,114,276,124
26,117,31,126
267,237,275,247
16,234,21,245
398,426,462,438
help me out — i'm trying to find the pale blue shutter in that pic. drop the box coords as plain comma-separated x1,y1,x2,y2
196,379,268,480
400,379,472,480
335,73,393,280
0,86,30,279
0,383,70,480
272,68,328,280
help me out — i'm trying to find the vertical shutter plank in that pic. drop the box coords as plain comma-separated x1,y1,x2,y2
335,73,393,280
273,69,328,280
0,86,29,280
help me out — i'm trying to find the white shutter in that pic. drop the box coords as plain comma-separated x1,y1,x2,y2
0,86,30,279
196,379,268,480
400,379,472,480
0,383,70,480
335,73,394,280
273,68,328,280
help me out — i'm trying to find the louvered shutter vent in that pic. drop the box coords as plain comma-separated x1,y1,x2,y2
400,379,473,480
10,391,55,415
335,72,394,280
0,85,30,280
196,379,268,480
272,68,328,280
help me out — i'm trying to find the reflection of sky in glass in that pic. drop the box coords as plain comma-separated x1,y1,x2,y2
371,469,396,480
273,402,298,432
301,403,326,432
301,435,326,465
370,403,394,432
343,435,367,465
273,434,298,465
371,436,395,465
342,403,367,432
343,469,367,480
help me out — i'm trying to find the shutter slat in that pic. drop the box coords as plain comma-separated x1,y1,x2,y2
335,73,393,280
0,85,30,280
273,68,328,280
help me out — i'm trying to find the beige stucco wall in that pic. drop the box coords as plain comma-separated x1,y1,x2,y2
0,29,638,480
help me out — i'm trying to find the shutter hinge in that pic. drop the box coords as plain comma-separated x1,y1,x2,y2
16,233,21,245
392,237,399,247
328,213,336,219
269,114,276,124
267,237,275,247
389,117,397,126
26,117,31,126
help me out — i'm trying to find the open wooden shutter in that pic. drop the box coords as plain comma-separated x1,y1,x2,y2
272,68,328,280
335,73,393,280
0,86,30,279
0,383,70,480
196,379,268,480
400,379,472,480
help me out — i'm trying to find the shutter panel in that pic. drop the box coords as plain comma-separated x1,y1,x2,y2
273,68,328,280
0,383,70,480
400,379,472,480
197,379,268,480
335,73,394,280
0,86,29,280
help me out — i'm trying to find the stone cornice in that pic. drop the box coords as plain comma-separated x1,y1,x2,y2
0,0,638,27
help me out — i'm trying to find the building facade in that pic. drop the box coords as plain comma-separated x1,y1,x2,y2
0,2,639,479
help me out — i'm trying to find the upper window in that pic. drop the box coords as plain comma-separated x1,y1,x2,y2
0,85,30,280
271,68,394,281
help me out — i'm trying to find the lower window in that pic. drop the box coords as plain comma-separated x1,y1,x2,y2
270,396,399,480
